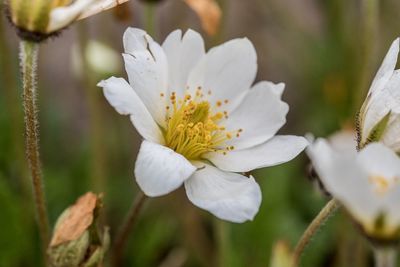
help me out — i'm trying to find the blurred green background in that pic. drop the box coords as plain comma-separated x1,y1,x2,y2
0,0,399,266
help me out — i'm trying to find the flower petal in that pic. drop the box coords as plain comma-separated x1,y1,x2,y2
184,163,261,223
225,81,289,149
362,70,400,144
123,28,169,127
306,139,379,232
187,38,257,112
357,143,400,184
207,135,308,172
98,77,163,144
48,0,96,32
78,0,130,20
135,141,196,197
162,29,205,99
368,38,399,95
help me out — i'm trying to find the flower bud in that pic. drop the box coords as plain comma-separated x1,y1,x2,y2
48,192,109,267
357,38,400,152
5,0,130,42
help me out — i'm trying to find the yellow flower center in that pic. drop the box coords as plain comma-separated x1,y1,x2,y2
369,175,400,195
162,88,242,160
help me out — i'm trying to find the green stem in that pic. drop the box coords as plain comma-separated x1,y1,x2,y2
215,219,231,267
20,40,50,257
111,191,147,267
292,199,339,267
145,3,156,36
374,247,397,267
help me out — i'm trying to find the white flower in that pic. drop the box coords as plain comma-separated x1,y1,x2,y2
98,28,308,223
307,139,400,240
358,38,400,152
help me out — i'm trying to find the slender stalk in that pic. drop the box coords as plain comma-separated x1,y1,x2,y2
20,40,50,255
374,247,397,267
144,3,156,36
215,219,231,267
292,199,339,267
111,191,147,267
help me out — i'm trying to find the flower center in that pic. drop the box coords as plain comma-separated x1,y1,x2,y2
162,89,242,160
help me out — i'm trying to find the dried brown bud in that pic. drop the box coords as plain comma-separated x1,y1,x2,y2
48,192,109,267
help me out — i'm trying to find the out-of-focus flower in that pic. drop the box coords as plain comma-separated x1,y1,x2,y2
6,0,130,41
306,129,357,197
327,128,357,154
72,40,121,78
357,38,400,152
307,139,400,242
184,0,221,36
99,28,307,223
48,192,109,267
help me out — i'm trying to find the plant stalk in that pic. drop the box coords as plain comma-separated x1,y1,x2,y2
111,191,147,267
20,40,50,255
292,199,339,267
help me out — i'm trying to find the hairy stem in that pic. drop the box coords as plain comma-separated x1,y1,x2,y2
111,191,147,267
20,40,50,256
292,199,339,267
374,247,397,267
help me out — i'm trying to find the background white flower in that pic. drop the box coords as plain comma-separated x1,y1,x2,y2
358,38,400,151
307,139,400,240
99,28,308,223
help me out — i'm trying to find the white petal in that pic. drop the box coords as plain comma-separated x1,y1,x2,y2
225,81,289,149
98,77,164,144
78,0,130,20
358,143,400,183
362,70,400,143
184,163,261,223
135,141,196,197
122,28,169,127
368,38,399,95
48,0,96,32
385,186,400,232
162,29,205,99
327,129,357,155
187,38,257,112
207,135,308,172
306,139,379,231
382,115,400,151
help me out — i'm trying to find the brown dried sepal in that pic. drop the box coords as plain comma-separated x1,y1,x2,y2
50,192,99,247
184,0,221,36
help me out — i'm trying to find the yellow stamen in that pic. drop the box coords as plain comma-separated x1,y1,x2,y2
164,92,235,160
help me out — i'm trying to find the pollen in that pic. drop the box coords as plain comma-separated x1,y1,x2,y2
164,92,236,160
369,176,391,195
